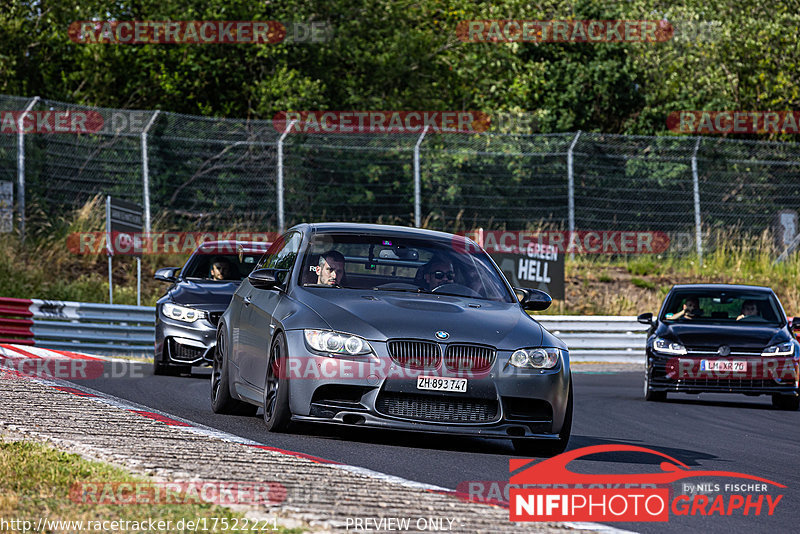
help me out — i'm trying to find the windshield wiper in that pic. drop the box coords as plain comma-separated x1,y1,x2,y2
373,287,423,293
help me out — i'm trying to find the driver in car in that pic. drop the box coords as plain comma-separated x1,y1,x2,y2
421,256,455,290
316,250,346,286
210,258,234,280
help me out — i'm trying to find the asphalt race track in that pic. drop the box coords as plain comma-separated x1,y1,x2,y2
68,363,800,534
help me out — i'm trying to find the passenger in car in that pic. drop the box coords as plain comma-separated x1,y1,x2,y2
736,300,760,321
316,250,346,286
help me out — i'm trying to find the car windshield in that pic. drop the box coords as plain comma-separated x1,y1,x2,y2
661,290,784,326
298,233,515,303
182,252,262,281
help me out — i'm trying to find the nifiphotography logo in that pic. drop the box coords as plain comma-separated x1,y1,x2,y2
509,444,785,522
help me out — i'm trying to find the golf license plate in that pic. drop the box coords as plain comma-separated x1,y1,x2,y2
700,360,748,372
416,376,467,392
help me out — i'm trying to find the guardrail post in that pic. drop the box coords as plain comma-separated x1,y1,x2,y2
276,119,298,234
17,96,40,243
413,125,430,228
691,137,702,264
567,130,582,260
141,110,160,234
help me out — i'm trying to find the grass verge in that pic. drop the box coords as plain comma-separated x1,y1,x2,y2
0,437,300,533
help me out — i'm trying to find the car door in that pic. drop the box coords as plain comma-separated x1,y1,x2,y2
237,231,302,388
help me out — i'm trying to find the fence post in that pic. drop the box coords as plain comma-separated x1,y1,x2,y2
413,125,430,228
692,137,702,264
567,130,582,260
16,96,40,243
141,110,160,234
106,195,113,305
276,119,298,234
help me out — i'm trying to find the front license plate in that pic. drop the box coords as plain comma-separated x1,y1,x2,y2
700,360,748,372
416,376,467,392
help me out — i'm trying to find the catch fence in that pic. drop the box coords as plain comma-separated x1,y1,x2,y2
3,94,800,257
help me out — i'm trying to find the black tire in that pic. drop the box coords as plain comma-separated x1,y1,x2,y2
513,376,572,456
211,328,258,415
772,394,800,411
644,368,667,402
263,332,292,432
153,351,189,376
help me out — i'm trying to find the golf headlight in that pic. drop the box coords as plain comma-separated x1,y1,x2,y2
304,330,373,357
761,341,794,357
653,337,686,355
162,302,207,323
510,348,560,369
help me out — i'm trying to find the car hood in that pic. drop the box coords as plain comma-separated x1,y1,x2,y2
659,323,790,349
296,288,543,349
168,279,241,309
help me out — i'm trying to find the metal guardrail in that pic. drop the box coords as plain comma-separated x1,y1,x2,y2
534,315,647,363
31,300,155,356
0,297,155,356
0,297,645,361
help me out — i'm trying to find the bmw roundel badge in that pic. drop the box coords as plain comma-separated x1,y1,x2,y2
435,331,449,340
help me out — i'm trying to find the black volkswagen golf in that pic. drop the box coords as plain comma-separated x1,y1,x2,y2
639,284,800,410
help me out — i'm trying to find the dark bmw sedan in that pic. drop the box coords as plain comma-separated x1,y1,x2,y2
211,223,572,455
639,284,800,410
154,240,268,375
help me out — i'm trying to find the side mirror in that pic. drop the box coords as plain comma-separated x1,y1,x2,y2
154,267,180,282
790,317,800,330
248,268,282,290
637,312,654,326
515,287,552,311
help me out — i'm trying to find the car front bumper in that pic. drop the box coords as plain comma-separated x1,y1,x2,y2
283,330,571,439
647,351,800,396
155,310,220,366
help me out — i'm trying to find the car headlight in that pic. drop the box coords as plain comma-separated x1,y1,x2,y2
653,337,686,355
162,302,207,323
761,341,794,357
304,330,373,357
510,348,560,369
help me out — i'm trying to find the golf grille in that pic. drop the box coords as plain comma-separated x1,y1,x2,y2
675,378,789,390
387,340,440,369
445,344,495,372
376,393,498,423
